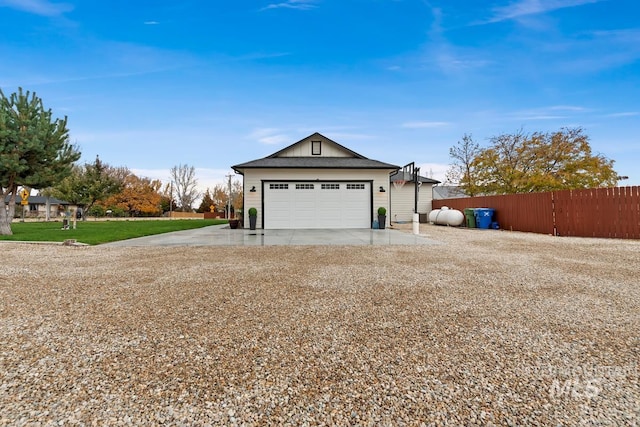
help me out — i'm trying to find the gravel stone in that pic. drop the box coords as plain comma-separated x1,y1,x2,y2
1,224,639,425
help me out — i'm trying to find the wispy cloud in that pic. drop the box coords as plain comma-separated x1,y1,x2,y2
249,128,291,145
228,52,292,62
512,115,568,120
294,126,372,140
323,132,374,141
606,112,639,118
2,67,184,88
433,55,492,72
132,168,232,193
553,28,640,73
0,0,73,17
508,105,592,121
402,121,450,129
417,162,450,183
482,0,602,24
424,6,492,74
591,28,640,42
144,21,160,25
261,0,317,11
548,105,591,112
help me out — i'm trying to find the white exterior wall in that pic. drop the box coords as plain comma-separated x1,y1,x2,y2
278,137,351,157
243,168,392,229
389,183,434,223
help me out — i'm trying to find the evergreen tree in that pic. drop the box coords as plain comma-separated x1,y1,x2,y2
1,88,80,235
197,189,215,213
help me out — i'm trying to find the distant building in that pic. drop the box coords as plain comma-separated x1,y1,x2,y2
5,195,74,219
432,185,469,200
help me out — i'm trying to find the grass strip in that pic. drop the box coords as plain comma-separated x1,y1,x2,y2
0,219,228,245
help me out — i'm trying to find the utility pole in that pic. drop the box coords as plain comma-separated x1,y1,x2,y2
225,173,233,219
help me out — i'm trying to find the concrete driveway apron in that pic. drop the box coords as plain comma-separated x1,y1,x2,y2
102,224,440,247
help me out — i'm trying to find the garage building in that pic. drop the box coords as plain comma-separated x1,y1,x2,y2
232,132,399,229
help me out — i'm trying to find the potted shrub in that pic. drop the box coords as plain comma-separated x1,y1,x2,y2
377,207,387,229
229,209,240,229
248,207,257,230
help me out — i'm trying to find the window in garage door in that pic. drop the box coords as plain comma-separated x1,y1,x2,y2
270,183,288,189
321,183,339,190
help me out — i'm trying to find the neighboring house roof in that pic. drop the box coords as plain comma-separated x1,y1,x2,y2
232,132,399,173
389,170,441,185
432,185,469,200
4,195,70,205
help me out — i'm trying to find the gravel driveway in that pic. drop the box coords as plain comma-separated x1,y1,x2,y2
1,225,639,425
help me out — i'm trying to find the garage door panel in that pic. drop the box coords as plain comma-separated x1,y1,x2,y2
341,184,369,228
265,182,370,229
264,184,293,229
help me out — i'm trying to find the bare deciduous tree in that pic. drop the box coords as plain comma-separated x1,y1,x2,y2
170,164,200,212
445,134,482,196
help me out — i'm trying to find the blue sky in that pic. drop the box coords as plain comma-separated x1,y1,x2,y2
1,0,638,192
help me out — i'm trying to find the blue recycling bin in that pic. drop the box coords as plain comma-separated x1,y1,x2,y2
474,208,495,229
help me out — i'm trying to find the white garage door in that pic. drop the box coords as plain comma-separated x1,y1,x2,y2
264,182,371,229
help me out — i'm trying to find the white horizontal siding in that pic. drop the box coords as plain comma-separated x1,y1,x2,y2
243,168,392,228
390,183,434,223
279,137,351,157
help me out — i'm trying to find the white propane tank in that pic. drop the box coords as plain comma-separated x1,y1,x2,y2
428,209,441,223
428,206,464,226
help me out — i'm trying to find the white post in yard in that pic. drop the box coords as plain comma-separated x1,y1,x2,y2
412,165,420,235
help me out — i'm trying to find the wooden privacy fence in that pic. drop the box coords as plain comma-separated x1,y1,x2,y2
432,186,640,239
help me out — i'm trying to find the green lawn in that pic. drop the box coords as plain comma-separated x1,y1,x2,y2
0,219,228,245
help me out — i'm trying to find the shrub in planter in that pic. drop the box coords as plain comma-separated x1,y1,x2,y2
377,207,387,229
248,207,258,230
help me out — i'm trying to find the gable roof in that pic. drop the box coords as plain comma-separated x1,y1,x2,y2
233,132,399,173
267,132,367,159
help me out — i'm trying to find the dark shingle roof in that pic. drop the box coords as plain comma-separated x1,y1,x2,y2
390,170,440,184
234,157,399,170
